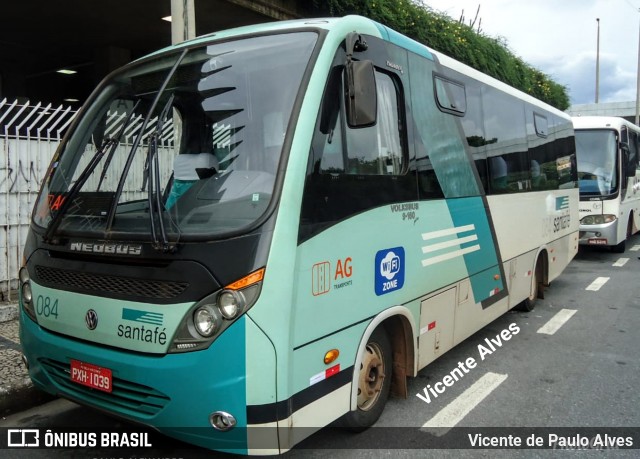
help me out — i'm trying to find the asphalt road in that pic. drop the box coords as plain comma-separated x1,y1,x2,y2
2,236,640,458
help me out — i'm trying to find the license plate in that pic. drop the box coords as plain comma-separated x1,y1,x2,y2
70,359,112,393
588,238,608,245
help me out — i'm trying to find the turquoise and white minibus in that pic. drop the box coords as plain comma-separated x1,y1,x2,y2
574,116,640,252
19,15,578,454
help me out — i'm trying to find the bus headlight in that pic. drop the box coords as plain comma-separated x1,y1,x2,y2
22,283,33,303
169,268,265,353
19,267,37,322
194,305,220,337
581,214,616,225
218,290,245,320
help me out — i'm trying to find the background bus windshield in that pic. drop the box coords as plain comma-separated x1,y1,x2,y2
576,129,618,197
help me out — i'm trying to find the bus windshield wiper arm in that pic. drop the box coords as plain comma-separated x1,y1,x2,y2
96,99,141,191
43,136,118,243
147,93,174,252
105,48,188,232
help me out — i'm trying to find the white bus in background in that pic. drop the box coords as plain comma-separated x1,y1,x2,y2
574,116,640,252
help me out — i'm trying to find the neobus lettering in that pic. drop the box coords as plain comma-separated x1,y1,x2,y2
117,324,167,345
70,242,142,255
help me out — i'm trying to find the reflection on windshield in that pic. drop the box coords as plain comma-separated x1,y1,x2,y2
576,129,618,196
34,32,317,240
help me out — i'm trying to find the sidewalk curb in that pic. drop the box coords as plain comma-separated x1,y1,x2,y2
0,379,56,418
0,302,58,416
0,303,18,323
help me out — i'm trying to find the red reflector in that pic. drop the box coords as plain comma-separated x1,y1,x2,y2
325,364,340,378
428,321,436,331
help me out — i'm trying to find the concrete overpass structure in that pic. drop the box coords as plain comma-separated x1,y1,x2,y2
0,0,311,106
567,101,639,126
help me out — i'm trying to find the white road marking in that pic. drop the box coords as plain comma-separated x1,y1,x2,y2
537,309,577,335
612,258,629,267
586,277,609,291
421,372,508,436
629,244,640,252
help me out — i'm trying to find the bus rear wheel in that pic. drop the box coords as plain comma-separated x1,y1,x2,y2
517,260,543,312
341,327,392,431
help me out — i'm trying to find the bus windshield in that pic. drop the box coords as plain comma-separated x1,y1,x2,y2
575,129,618,197
34,32,317,241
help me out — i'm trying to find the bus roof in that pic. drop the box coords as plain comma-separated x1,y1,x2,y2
572,116,640,132
139,14,569,121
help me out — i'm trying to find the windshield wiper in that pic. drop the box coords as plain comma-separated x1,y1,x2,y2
105,48,187,244
96,99,141,192
147,93,175,252
43,136,118,244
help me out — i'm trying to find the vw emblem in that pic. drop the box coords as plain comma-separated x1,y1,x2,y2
85,309,98,330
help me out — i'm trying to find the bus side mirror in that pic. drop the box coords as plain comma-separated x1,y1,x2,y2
344,59,377,128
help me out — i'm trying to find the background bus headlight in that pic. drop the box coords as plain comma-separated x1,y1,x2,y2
581,214,616,225
217,290,245,320
19,267,37,322
194,305,220,337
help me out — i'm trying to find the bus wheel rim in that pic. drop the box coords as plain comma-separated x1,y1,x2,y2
357,342,385,411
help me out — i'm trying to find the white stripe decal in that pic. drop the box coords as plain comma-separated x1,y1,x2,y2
612,258,629,267
421,225,480,267
421,245,481,267
421,224,475,241
586,277,610,291
537,309,577,335
422,235,479,254
421,372,508,436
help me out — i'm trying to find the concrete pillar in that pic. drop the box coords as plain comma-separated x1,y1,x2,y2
171,0,196,44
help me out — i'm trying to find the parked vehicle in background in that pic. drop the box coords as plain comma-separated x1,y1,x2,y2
574,116,640,252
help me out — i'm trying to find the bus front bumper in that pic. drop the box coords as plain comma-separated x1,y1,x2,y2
19,310,275,454
579,220,618,247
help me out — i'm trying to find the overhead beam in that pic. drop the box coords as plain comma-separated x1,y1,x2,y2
222,0,301,21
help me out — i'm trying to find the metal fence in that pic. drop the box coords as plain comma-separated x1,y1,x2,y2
0,99,77,300
0,98,178,300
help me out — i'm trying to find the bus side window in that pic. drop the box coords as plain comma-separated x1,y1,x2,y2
299,64,414,243
345,71,404,176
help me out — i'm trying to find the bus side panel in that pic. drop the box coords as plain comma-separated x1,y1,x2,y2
245,315,279,454
488,190,578,302
290,193,508,394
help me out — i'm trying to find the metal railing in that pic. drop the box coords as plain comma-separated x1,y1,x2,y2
0,99,78,300
0,98,178,300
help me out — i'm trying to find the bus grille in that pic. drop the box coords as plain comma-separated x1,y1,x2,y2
40,358,171,418
35,266,188,299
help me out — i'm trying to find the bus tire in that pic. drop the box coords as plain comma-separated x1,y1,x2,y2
517,260,542,312
341,327,392,431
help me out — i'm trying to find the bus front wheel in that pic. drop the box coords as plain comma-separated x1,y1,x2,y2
342,327,392,431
